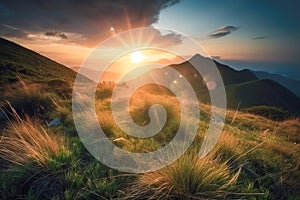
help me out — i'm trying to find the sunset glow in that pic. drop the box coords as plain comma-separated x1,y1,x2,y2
1,0,299,78
130,51,144,63
1,1,300,198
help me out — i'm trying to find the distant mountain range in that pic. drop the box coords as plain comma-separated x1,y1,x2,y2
0,37,299,115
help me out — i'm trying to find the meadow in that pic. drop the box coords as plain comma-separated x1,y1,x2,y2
0,80,299,199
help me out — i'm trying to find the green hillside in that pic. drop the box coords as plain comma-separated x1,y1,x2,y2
251,70,300,97
168,55,300,116
0,38,299,199
225,79,300,115
0,37,77,86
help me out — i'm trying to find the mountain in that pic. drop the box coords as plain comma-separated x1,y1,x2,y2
0,37,298,116
0,37,77,86
170,54,258,86
225,79,300,114
250,70,300,97
214,61,258,85
134,54,300,115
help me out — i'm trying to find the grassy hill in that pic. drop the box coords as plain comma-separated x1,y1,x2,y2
0,37,81,123
170,54,258,86
0,37,77,86
251,69,300,97
169,55,300,116
0,38,299,199
226,79,300,115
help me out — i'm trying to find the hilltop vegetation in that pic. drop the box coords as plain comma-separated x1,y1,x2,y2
0,82,299,199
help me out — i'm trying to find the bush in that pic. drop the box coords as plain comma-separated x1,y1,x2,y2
44,78,73,98
0,84,54,121
242,106,289,121
96,82,115,100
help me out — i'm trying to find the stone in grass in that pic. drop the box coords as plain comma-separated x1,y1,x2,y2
48,118,61,127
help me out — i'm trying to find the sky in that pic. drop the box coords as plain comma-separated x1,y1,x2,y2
0,0,299,79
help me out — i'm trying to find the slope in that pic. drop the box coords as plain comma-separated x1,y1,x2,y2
134,54,300,115
0,37,77,86
251,70,300,97
225,79,300,115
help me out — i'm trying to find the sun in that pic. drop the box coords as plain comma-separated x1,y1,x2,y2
130,51,144,63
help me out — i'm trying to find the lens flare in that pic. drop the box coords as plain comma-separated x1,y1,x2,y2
130,51,144,63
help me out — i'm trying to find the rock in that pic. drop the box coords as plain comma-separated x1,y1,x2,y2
48,118,61,127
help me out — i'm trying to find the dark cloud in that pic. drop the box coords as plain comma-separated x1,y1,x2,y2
101,27,183,48
45,31,68,39
211,56,221,59
59,33,67,39
252,36,266,40
44,32,57,36
209,25,239,39
0,24,28,38
0,0,180,46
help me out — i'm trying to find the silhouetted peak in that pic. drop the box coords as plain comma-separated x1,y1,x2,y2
188,54,208,62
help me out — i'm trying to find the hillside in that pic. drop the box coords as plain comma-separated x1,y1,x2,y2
0,38,299,199
170,54,258,86
0,37,77,86
251,70,300,97
225,79,300,115
169,55,300,115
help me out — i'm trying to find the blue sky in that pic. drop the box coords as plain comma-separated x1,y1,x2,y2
155,0,300,79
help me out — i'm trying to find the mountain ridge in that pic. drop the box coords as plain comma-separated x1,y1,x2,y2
141,54,300,115
0,37,298,116
250,69,300,97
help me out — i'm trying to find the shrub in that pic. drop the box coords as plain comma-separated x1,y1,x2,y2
242,106,289,121
44,78,73,98
0,84,54,121
96,83,115,100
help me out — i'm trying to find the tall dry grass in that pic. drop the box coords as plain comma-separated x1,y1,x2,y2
126,150,241,199
0,111,63,167
0,81,54,122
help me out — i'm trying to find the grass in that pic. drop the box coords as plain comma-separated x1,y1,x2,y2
0,81,55,123
0,113,63,167
0,79,299,199
126,150,241,199
242,105,290,121
0,37,77,87
1,37,299,199
0,111,67,199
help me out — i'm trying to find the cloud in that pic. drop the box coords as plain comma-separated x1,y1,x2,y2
209,25,239,39
252,36,266,40
0,0,180,46
211,56,221,59
101,27,183,48
45,31,68,39
0,24,28,38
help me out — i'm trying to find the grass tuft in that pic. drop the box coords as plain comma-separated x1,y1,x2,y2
0,113,63,167
126,150,241,199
